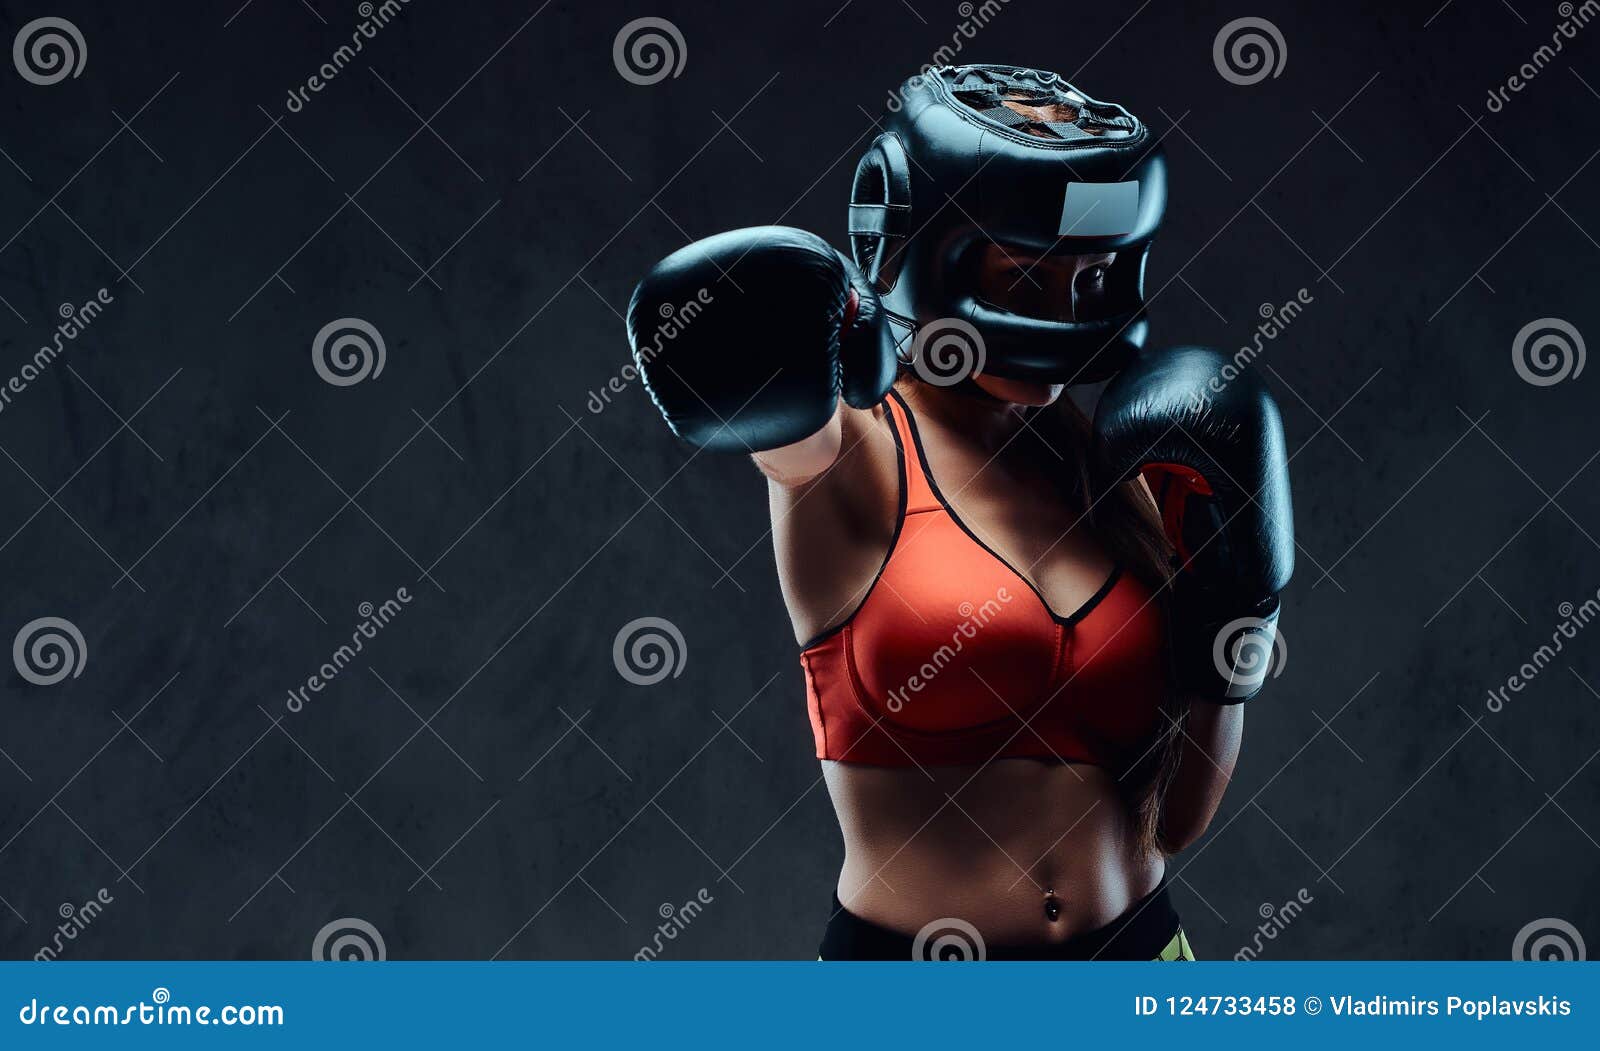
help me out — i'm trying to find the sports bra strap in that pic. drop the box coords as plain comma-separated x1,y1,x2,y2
884,391,939,514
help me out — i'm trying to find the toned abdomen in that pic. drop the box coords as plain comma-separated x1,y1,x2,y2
823,757,1165,947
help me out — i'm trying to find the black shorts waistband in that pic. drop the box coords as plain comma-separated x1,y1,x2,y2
819,878,1180,961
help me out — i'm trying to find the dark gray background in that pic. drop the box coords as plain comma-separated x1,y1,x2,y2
0,0,1596,961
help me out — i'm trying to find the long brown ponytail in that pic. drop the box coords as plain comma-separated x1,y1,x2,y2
1026,395,1189,859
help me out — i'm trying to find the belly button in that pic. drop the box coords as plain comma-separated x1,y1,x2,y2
1043,891,1062,922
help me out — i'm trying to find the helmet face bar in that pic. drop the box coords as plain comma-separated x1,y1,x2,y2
850,64,1166,384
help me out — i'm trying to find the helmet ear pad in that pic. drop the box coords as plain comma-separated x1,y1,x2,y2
1103,245,1148,321
848,134,912,297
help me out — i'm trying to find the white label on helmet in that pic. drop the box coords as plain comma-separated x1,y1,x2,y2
1059,181,1140,238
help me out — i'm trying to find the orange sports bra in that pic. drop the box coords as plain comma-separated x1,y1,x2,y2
799,390,1170,770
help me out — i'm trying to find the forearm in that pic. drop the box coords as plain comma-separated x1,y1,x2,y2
752,404,843,486
1159,699,1243,853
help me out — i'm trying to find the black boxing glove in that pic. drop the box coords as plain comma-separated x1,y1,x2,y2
626,226,894,453
1092,347,1295,703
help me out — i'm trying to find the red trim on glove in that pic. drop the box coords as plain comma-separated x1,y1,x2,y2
1141,462,1214,568
841,289,860,335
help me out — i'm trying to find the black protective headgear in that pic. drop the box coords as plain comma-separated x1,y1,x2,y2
849,64,1166,385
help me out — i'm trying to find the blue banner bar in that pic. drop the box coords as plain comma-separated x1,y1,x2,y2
1,962,1593,1046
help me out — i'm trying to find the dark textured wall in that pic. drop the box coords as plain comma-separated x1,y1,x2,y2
0,0,1596,961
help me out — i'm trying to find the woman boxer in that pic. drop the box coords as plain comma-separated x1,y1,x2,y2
626,65,1293,960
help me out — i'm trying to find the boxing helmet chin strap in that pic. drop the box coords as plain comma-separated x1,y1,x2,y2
885,311,916,366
